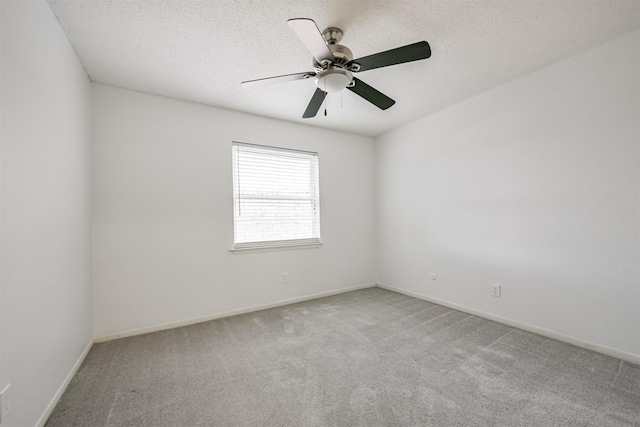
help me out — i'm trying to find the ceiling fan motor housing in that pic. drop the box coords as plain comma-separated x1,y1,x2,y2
313,43,354,68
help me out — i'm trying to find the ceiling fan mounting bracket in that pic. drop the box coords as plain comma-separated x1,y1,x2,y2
322,27,343,44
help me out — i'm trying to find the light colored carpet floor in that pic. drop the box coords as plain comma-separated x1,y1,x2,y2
46,287,640,426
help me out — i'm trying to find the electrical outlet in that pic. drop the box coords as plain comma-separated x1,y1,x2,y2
0,384,12,422
281,273,288,284
491,284,501,298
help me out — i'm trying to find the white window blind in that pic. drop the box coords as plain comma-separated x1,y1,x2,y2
232,142,321,249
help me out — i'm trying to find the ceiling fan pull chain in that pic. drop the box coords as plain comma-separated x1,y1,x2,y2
324,79,328,116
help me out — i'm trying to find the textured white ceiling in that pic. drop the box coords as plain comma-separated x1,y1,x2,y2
48,0,639,137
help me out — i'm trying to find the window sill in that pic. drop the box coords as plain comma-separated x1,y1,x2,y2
229,242,323,254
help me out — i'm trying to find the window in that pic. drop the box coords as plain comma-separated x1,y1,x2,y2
232,142,321,250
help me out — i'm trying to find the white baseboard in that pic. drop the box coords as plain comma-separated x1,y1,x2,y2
94,282,377,343
36,338,94,427
376,282,640,365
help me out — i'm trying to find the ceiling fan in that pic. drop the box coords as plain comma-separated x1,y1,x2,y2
241,18,431,118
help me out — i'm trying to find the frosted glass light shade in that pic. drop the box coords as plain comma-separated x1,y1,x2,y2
315,68,353,93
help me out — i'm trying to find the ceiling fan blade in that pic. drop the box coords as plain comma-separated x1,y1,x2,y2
302,88,327,118
242,72,315,89
347,41,431,72
347,78,395,110
288,18,336,64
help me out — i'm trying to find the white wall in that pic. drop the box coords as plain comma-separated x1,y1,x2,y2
91,84,376,339
0,1,92,426
376,30,640,359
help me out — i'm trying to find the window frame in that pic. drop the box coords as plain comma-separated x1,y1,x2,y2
230,141,322,253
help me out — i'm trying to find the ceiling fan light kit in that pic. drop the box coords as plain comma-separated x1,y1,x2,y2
241,18,431,118
316,68,353,93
